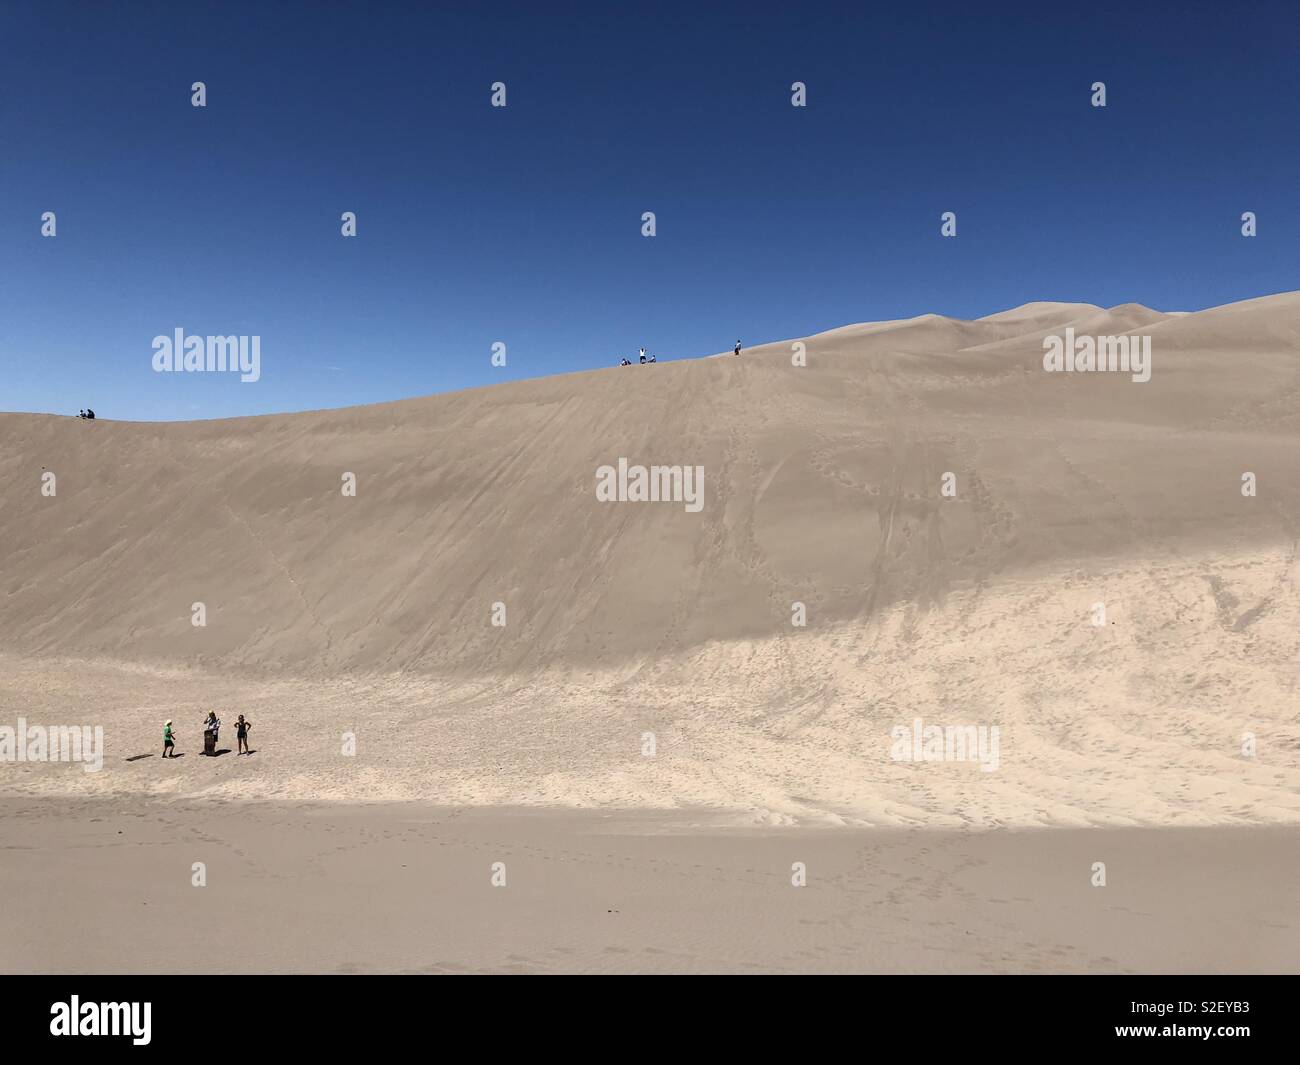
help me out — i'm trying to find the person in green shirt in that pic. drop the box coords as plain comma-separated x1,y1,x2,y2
163,720,176,757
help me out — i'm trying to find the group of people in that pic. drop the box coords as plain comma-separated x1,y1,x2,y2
617,340,741,367
76,408,96,419
620,347,657,366
163,712,253,757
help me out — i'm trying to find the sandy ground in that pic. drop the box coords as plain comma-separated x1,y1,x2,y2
1,541,1296,826
3,294,1300,971
1,797,1295,974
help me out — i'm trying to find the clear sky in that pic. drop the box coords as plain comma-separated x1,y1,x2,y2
2,0,1296,420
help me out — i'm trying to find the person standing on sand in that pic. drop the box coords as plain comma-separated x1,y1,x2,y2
163,720,176,757
734,340,741,356
202,711,220,755
235,714,252,755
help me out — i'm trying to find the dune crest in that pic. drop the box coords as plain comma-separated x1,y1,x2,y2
4,292,1298,676
3,293,1298,824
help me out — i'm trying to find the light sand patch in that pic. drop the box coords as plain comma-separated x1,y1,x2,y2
3,546,1295,827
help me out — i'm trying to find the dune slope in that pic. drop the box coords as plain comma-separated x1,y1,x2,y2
2,295,1298,824
3,296,1299,673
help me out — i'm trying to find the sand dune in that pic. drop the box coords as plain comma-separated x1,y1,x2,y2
2,293,1298,826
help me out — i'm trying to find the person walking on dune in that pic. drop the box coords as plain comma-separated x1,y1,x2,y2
163,719,177,757
734,340,741,356
235,714,252,755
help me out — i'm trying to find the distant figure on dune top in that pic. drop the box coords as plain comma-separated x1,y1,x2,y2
647,352,656,363
734,340,741,356
85,408,95,420
639,348,647,364
619,357,631,366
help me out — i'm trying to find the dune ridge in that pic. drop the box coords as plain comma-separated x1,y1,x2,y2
2,293,1298,824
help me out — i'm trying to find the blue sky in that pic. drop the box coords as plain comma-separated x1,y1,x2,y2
2,0,1297,420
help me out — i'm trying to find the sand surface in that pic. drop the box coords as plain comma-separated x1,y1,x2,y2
2,797,1296,974
5,294,1300,682
3,294,1299,971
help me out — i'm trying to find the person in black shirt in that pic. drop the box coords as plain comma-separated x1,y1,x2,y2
235,714,252,755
